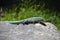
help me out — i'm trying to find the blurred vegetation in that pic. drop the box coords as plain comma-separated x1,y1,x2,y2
0,0,60,30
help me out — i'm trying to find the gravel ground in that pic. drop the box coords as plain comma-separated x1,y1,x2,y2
0,22,60,40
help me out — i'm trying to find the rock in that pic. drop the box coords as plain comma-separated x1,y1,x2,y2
0,22,60,40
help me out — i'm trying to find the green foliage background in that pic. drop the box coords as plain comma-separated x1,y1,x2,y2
1,0,60,30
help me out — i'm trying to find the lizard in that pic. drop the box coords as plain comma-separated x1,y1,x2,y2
5,17,46,26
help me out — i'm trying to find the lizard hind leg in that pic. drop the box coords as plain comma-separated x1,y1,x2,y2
39,22,46,26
